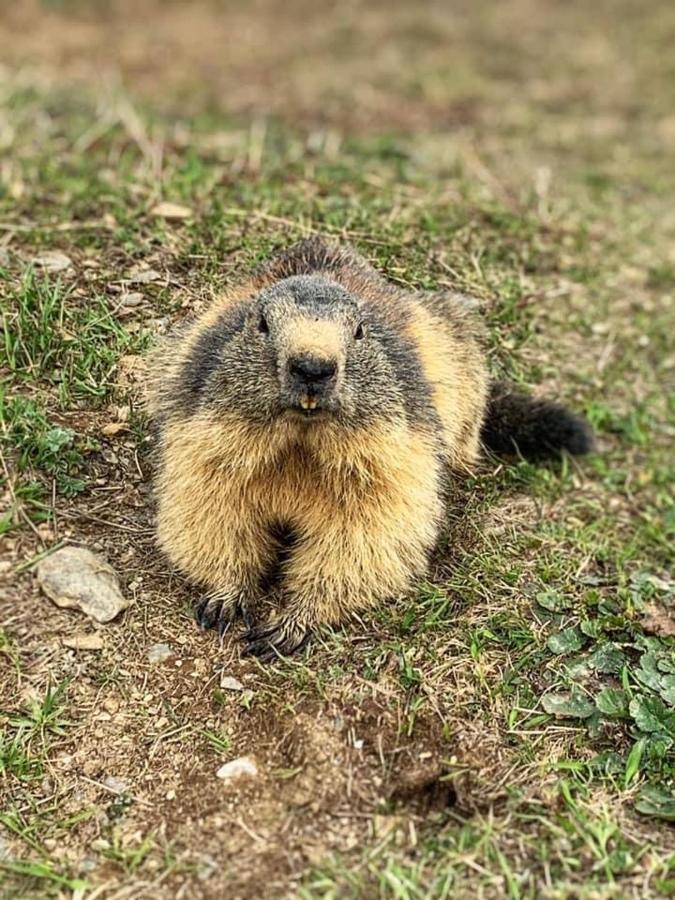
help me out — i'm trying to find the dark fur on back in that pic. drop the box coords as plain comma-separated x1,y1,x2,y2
482,382,593,458
251,236,386,288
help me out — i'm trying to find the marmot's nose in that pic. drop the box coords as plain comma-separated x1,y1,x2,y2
288,355,337,386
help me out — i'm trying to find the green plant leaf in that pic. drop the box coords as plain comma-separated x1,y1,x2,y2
629,695,673,734
580,619,604,639
595,687,629,718
589,751,624,776
542,691,595,719
606,849,634,875
587,643,626,674
659,675,675,704
536,590,571,612
547,627,584,655
624,737,645,786
636,664,663,692
634,785,675,821
656,654,675,674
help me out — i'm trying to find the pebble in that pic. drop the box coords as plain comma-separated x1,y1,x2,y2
119,291,144,307
32,250,73,272
101,422,126,437
103,776,130,795
216,756,258,782
126,267,161,285
91,838,111,852
220,675,244,692
147,643,173,664
36,546,131,623
62,633,104,651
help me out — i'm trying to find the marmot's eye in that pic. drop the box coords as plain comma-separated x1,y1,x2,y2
258,314,269,335
354,322,365,340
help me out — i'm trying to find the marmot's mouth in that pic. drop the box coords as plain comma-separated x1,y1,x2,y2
299,394,318,411
284,393,330,419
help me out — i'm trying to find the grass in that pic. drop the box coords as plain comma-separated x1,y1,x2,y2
0,681,70,783
1,268,147,404
1,2,674,896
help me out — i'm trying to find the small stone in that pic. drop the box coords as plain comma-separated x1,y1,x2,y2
151,201,192,220
119,292,144,307
147,643,172,664
103,776,130,795
165,789,176,800
32,251,73,272
37,546,131,624
126,267,161,285
62,633,104,651
216,756,258,782
91,838,111,852
220,675,244,692
101,422,126,437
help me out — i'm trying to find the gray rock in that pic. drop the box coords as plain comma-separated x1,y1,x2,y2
126,267,161,285
119,291,144,307
216,756,258,781
220,675,244,691
103,776,130,795
36,546,131,624
147,643,173,664
32,250,73,272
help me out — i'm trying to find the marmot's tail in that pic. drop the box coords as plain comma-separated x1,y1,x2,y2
481,382,593,459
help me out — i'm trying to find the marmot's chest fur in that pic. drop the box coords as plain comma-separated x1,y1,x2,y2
147,237,592,660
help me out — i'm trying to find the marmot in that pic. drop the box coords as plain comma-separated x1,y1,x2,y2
147,238,591,659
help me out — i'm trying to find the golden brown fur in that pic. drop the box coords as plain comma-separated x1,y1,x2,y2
145,239,506,657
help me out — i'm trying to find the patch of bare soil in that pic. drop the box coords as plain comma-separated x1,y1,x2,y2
2,414,508,896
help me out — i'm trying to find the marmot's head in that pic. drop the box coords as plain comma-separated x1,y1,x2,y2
183,274,432,429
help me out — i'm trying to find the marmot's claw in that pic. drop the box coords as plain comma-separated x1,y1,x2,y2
242,620,310,661
194,590,255,633
241,605,257,630
194,594,221,630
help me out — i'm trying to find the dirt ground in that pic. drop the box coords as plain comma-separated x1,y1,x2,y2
1,1,674,898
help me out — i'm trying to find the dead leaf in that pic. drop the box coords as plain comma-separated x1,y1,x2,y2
101,422,126,437
62,633,105,651
151,201,192,220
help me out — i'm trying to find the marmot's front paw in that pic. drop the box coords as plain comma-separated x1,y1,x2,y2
242,618,310,661
194,588,256,635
